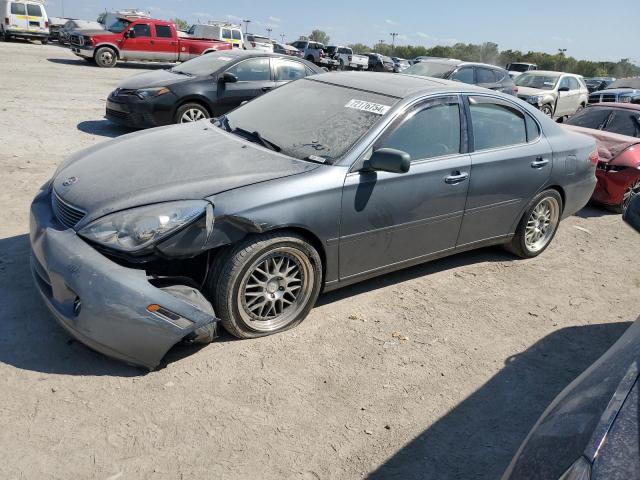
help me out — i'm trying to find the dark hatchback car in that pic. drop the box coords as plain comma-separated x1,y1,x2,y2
402,58,517,96
503,198,640,480
32,73,596,369
566,103,640,138
106,50,322,128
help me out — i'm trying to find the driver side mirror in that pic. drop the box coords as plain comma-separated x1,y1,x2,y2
623,195,640,233
221,72,238,83
125,29,136,38
558,86,570,92
365,148,411,174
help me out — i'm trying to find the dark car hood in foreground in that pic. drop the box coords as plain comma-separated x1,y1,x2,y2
503,318,640,480
53,122,318,226
116,69,195,90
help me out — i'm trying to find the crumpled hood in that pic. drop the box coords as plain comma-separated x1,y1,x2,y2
52,122,318,226
563,125,640,163
517,86,553,97
116,69,193,90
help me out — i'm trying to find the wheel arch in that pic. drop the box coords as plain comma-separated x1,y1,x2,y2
94,43,120,58
509,185,566,234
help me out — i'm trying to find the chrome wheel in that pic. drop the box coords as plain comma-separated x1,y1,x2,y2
99,49,114,65
237,248,314,333
622,179,640,213
180,108,207,123
525,197,560,253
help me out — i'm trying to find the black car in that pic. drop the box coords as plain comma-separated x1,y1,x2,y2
503,200,640,480
106,51,322,128
366,53,395,72
402,58,517,96
585,77,614,94
565,103,640,138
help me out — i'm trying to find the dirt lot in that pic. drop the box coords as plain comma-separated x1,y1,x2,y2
0,41,638,480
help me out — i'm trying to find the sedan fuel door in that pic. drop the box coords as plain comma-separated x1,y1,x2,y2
339,96,472,280
214,57,276,115
457,95,552,246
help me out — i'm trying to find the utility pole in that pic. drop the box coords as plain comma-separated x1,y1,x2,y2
390,32,398,54
242,19,251,34
61,0,65,17
280,34,286,44
266,27,273,39
557,48,567,71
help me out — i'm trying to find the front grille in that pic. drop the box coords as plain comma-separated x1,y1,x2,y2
602,94,616,102
51,190,85,229
106,108,130,120
70,34,84,46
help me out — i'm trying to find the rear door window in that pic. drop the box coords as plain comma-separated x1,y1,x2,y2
222,28,231,39
469,96,527,150
452,67,474,84
566,108,612,130
132,23,151,37
11,3,26,14
232,29,241,40
155,25,172,38
379,97,462,161
604,110,640,138
26,4,42,16
568,77,580,90
477,68,496,85
274,59,307,81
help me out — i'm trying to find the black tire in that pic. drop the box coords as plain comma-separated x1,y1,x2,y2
174,102,210,124
208,232,323,339
306,55,315,63
541,104,554,118
505,189,563,259
2,31,11,42
94,46,117,68
41,38,48,45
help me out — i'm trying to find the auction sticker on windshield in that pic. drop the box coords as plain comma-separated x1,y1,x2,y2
345,99,391,115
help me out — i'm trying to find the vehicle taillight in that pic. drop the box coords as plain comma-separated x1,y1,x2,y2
251,41,256,47
513,87,518,94
320,50,324,58
589,150,599,166
45,21,49,28
348,55,352,62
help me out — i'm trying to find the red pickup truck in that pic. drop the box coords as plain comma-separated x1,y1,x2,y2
70,17,232,68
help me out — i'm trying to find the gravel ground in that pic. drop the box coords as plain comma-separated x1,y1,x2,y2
0,41,638,480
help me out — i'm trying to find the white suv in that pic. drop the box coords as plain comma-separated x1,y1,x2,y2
516,71,589,120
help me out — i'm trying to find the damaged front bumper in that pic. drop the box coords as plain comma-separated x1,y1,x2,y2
29,185,219,370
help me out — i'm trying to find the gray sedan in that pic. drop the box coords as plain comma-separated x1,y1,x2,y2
30,72,597,369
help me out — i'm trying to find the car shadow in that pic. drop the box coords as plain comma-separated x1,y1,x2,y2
0,234,226,377
46,57,175,70
575,204,617,219
318,245,515,306
366,320,633,480
77,119,132,138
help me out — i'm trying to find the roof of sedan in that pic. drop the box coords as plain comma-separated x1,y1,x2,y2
309,71,488,98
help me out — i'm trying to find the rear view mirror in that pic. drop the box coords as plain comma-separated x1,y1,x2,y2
558,86,570,92
623,195,640,233
366,148,410,174
222,72,238,83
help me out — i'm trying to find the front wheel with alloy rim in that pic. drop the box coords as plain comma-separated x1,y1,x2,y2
94,46,117,68
174,103,210,124
541,104,554,118
209,232,323,338
505,190,562,258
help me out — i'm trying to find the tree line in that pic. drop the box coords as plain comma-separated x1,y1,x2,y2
344,40,639,78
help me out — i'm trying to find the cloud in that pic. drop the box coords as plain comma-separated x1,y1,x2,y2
268,16,282,23
385,19,398,25
416,31,431,39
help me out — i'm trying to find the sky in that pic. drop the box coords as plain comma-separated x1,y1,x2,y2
46,0,638,63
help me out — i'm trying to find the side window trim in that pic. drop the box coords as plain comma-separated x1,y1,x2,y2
465,94,539,152
373,95,468,163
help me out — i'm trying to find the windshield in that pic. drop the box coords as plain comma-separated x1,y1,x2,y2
508,63,532,72
108,19,130,33
220,79,399,164
516,73,560,90
325,46,337,55
402,62,455,79
171,52,239,76
609,78,640,89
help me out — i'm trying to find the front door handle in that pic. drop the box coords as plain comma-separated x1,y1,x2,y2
261,86,274,92
531,158,550,169
444,171,469,184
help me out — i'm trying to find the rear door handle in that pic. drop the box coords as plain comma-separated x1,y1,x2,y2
531,158,549,169
444,171,469,184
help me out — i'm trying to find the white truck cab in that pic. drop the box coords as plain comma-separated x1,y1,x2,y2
1,0,49,43
186,22,243,48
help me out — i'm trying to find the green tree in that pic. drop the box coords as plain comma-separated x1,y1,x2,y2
171,18,190,31
309,29,330,45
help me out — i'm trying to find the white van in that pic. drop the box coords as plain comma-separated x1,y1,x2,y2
1,0,49,43
186,22,243,48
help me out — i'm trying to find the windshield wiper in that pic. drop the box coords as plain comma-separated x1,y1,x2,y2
232,127,281,152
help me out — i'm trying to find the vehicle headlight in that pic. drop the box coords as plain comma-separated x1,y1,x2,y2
136,87,170,100
619,96,632,103
558,456,591,480
79,200,208,253
527,96,541,105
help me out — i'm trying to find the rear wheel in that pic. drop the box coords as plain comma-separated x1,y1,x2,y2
94,46,117,68
174,103,210,124
505,190,562,258
40,38,48,45
209,232,323,339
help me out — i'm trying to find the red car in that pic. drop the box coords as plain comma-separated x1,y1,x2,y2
69,17,232,68
565,103,640,213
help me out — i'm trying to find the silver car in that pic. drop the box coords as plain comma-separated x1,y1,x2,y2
30,72,598,369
